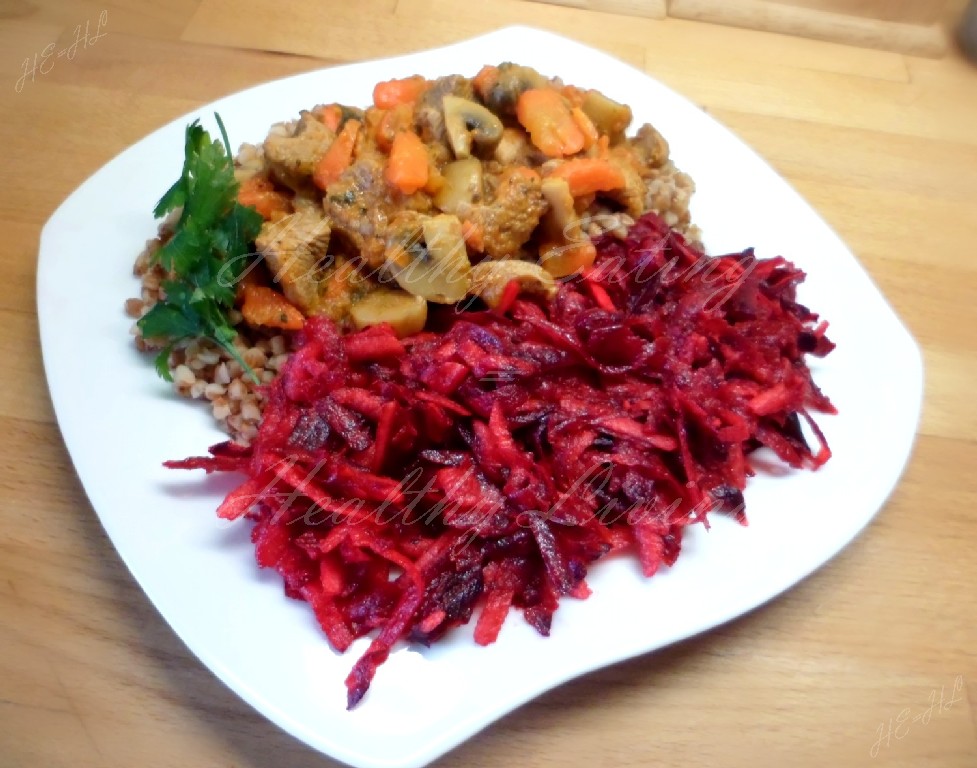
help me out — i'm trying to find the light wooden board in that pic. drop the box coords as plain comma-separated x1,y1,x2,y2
760,0,949,25
667,0,949,55
534,0,666,17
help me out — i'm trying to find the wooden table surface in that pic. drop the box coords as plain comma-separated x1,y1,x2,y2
2,2,976,767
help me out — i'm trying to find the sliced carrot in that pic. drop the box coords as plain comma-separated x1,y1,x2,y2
571,107,600,150
562,84,586,108
385,130,429,195
548,158,625,197
234,261,264,304
596,134,611,160
237,175,291,220
516,88,585,158
318,104,343,132
241,284,305,331
372,75,428,109
313,119,361,190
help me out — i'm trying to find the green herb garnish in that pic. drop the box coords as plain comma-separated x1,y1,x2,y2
137,113,263,382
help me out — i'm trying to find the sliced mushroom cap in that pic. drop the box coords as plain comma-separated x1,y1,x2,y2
580,90,633,142
538,177,596,278
414,75,475,144
493,127,532,166
442,95,504,159
605,151,648,218
349,289,428,338
434,157,484,214
540,177,584,241
469,259,558,309
385,213,472,303
481,63,548,116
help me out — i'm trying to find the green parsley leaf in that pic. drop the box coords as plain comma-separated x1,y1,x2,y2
139,302,203,339
215,112,233,157
154,345,176,381
154,177,186,219
138,113,264,383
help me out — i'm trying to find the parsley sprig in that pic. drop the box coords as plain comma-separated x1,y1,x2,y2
137,113,263,382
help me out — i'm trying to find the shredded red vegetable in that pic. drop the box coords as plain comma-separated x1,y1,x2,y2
168,213,835,707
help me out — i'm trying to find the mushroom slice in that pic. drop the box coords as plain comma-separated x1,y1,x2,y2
415,75,475,145
385,213,472,303
580,90,633,142
537,177,596,278
349,289,428,338
493,127,532,166
605,151,648,218
442,96,504,159
479,63,548,117
434,157,483,214
469,260,557,309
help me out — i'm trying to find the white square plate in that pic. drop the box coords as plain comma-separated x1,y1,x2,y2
38,26,923,768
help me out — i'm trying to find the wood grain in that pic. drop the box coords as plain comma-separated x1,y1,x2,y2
2,2,976,768
524,0,957,53
761,0,949,25
531,0,666,18
531,0,954,24
667,0,949,56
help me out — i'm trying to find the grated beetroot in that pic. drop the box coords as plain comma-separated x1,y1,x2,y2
168,213,836,707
